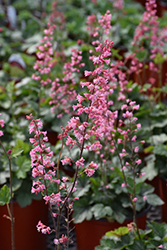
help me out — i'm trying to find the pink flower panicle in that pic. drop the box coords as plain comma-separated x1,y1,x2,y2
32,23,56,86
36,221,51,234
129,0,167,95
49,48,84,116
27,115,57,196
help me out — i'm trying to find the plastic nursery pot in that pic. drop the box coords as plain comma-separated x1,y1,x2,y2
134,61,167,102
159,175,167,222
146,175,160,196
74,205,150,250
0,199,48,250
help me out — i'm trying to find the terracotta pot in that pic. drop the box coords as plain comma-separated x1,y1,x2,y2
159,176,167,222
134,61,167,101
75,206,150,250
0,199,48,250
146,175,160,196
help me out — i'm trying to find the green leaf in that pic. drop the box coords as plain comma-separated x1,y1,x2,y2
127,239,146,250
106,227,129,237
73,197,93,223
141,157,158,181
135,49,147,61
14,139,30,154
153,144,167,156
150,119,167,130
142,83,152,92
146,194,164,206
11,148,24,158
73,176,91,198
148,221,167,239
91,204,106,219
104,206,113,217
148,134,167,145
114,211,126,224
16,192,32,207
16,156,31,179
95,238,116,249
153,52,165,64
126,177,134,188
0,185,11,205
11,177,23,192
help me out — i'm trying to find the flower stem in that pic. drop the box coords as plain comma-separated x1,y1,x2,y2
0,140,15,250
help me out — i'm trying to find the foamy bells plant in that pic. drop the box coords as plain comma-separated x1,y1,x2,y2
72,101,164,225
95,221,167,250
127,0,167,101
27,114,99,248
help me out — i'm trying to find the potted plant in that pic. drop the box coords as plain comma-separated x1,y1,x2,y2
95,221,167,249
71,96,164,249
126,0,167,100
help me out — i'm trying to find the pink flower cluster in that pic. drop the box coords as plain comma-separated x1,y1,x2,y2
32,23,56,85
27,114,57,196
49,48,84,115
86,10,111,37
128,0,167,99
132,0,167,59
36,221,51,234
0,113,4,137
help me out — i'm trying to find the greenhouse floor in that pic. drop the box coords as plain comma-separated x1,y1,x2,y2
46,205,162,250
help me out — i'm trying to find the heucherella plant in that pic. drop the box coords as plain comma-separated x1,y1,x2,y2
127,0,167,101
70,10,163,227
27,112,99,249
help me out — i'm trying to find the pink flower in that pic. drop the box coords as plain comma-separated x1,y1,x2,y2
84,70,92,77
134,147,139,153
77,94,85,103
85,168,95,177
0,119,4,127
132,197,138,202
76,157,85,167
136,159,142,165
43,192,61,205
136,123,141,129
36,221,51,234
143,196,147,200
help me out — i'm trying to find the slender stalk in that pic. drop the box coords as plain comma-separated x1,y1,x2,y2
37,83,42,119
57,138,64,193
56,112,90,250
0,140,15,250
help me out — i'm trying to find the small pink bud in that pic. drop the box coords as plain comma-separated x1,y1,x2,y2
132,197,137,202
